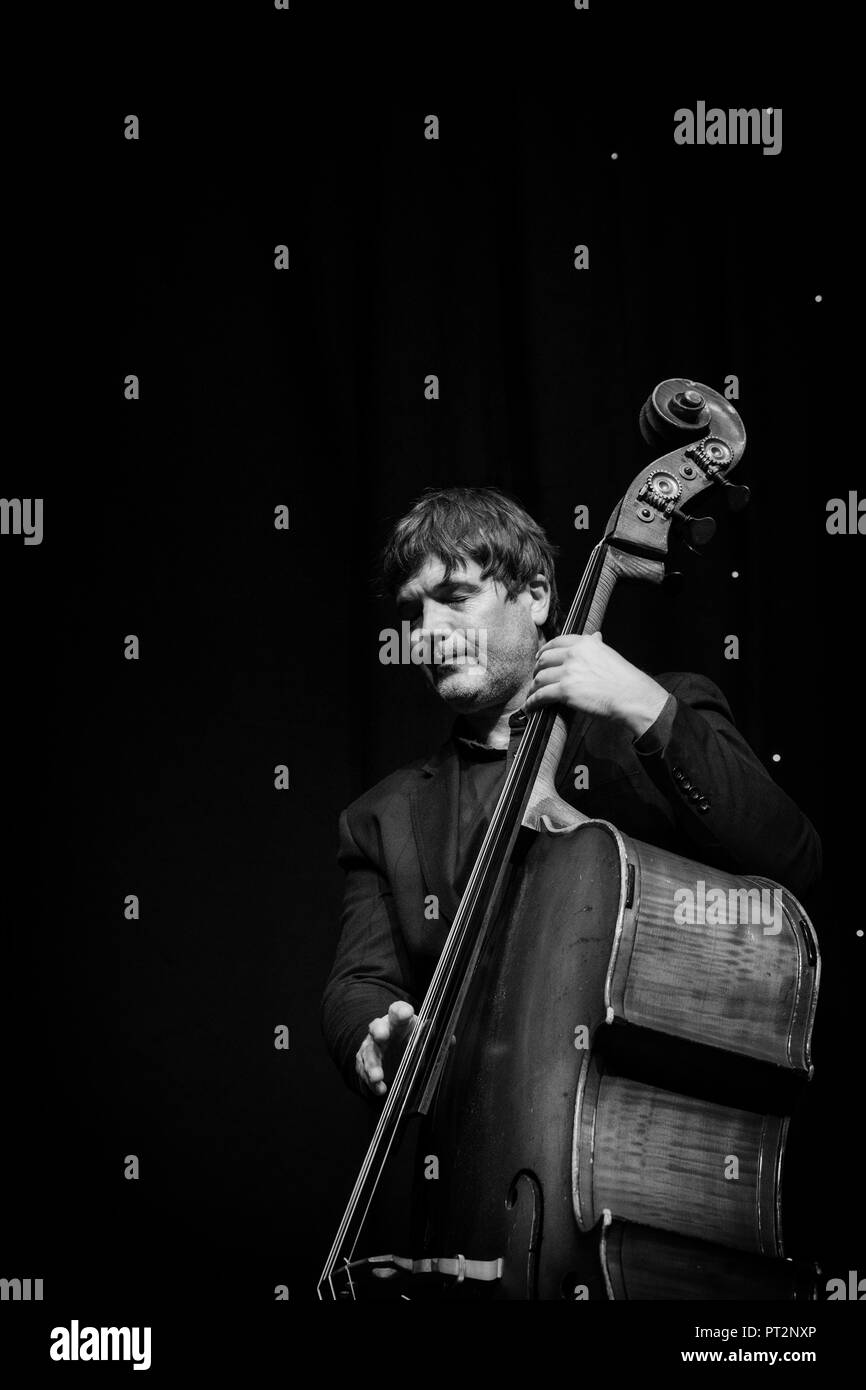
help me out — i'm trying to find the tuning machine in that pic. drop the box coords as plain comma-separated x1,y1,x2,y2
717,478,751,512
671,509,717,553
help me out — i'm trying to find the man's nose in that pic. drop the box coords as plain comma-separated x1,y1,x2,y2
412,604,455,663
414,601,453,637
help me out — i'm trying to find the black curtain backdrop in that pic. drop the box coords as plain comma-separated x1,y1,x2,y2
3,34,860,1368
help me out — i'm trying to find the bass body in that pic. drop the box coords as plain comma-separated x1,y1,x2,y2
416,819,819,1300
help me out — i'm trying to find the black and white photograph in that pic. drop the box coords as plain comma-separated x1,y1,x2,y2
2,6,861,1376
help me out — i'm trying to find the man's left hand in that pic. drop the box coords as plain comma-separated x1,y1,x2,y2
525,631,669,739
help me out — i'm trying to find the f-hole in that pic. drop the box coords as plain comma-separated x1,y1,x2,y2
505,1169,544,1300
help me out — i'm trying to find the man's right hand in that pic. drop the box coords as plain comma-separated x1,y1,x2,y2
356,1000,418,1097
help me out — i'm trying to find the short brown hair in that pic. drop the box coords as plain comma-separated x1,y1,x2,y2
378,486,561,638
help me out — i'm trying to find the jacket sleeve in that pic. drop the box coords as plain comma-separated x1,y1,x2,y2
321,805,420,1094
634,672,822,900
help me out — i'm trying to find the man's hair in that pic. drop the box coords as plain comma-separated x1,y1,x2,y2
378,486,562,639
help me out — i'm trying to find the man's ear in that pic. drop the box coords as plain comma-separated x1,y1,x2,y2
528,573,551,631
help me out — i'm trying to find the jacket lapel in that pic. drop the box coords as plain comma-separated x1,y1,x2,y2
553,708,596,798
410,735,462,928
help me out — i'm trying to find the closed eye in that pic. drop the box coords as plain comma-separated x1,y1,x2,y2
398,597,468,621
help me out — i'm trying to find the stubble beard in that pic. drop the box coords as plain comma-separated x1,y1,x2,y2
429,623,539,714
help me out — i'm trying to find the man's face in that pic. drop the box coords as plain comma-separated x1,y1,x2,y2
395,556,550,712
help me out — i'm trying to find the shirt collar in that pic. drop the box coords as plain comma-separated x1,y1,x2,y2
452,714,510,759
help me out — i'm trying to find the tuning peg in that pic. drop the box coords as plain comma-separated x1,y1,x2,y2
717,478,751,513
672,509,717,552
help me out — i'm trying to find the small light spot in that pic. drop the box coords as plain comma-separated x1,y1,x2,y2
611,152,618,160
731,570,739,579
771,753,781,763
857,929,864,938
766,107,774,114
815,294,823,303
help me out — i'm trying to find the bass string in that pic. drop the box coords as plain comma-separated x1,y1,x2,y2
322,543,607,1282
321,551,603,1286
321,542,606,1283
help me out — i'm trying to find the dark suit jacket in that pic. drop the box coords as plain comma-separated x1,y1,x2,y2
321,672,822,1091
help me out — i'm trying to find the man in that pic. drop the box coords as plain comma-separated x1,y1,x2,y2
321,486,821,1098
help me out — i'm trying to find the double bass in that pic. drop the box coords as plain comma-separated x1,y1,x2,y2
319,379,821,1301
